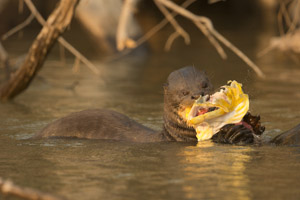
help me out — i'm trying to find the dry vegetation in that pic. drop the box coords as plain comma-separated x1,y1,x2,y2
259,0,300,60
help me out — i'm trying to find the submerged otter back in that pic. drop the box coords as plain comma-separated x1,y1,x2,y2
270,124,300,145
33,109,160,142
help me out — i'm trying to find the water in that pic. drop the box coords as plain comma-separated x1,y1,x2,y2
1,11,300,200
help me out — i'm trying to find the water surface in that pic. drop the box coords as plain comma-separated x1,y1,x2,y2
1,11,300,200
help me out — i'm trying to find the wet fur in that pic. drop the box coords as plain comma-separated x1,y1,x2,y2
34,66,212,142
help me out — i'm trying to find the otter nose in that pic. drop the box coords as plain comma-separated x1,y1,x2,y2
191,95,199,100
191,92,205,100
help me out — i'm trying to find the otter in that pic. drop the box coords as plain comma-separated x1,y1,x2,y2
33,66,300,145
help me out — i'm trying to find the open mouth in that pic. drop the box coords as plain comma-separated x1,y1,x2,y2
196,106,219,116
187,92,229,125
185,80,249,141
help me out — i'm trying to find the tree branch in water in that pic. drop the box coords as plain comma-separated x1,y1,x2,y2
0,177,64,200
0,0,80,101
23,0,100,75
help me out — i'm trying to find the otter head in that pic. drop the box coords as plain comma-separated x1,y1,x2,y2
162,66,213,141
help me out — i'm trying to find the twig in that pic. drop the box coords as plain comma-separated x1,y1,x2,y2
194,22,227,59
158,0,226,57
257,44,275,58
1,14,34,40
57,37,99,74
156,0,265,78
287,0,300,33
277,3,285,36
262,0,300,59
59,43,66,66
154,0,190,47
136,0,195,47
72,56,80,73
0,0,80,101
0,177,64,200
211,29,266,78
165,31,180,51
116,0,137,51
0,42,11,79
23,0,100,75
104,0,196,62
18,0,24,14
0,42,8,65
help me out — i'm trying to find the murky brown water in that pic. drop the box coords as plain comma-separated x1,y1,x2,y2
1,8,300,200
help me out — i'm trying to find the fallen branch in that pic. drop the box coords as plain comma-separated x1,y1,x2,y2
0,177,64,200
0,0,79,101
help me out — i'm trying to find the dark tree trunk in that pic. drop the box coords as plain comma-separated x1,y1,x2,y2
0,0,79,101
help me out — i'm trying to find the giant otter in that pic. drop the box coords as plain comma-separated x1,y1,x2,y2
33,66,300,145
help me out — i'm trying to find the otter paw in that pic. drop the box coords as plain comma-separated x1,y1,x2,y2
212,124,256,145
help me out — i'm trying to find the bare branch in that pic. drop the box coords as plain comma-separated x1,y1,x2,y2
0,42,8,64
194,22,227,59
0,177,64,200
104,0,196,62
23,0,100,75
211,28,266,78
72,57,80,73
277,3,285,36
0,42,11,80
0,0,80,101
23,0,45,24
154,0,190,46
165,31,180,51
116,0,137,51
59,43,66,66
257,44,276,58
156,0,265,78
18,0,24,14
136,0,195,47
261,0,300,60
1,14,34,41
287,0,300,33
57,37,100,74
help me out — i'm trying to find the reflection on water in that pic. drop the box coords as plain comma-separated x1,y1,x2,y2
180,142,252,200
1,8,300,200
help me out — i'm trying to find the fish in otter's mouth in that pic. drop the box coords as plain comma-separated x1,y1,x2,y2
186,80,249,141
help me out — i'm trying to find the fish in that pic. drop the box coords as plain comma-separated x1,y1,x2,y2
187,80,249,141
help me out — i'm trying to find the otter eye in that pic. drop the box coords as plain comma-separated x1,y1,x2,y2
202,81,208,88
181,90,190,96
